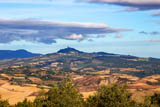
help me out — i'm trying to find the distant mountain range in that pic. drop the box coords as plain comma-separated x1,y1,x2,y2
0,47,160,78
0,49,41,60
0,47,153,61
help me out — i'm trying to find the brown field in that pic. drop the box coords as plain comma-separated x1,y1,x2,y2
1,73,160,105
119,68,142,72
74,76,100,92
142,75,160,81
0,74,13,80
113,73,139,80
93,69,110,75
28,77,43,83
81,91,96,100
0,80,41,105
92,60,103,65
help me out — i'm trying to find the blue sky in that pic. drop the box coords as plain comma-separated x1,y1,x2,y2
0,0,160,58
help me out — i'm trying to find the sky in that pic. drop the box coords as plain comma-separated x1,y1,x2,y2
0,0,160,58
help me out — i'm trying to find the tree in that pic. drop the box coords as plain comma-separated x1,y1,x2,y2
0,96,9,107
139,93,160,107
15,99,35,107
85,84,136,107
142,93,160,107
34,78,84,107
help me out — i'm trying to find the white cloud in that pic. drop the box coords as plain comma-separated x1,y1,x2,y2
115,34,123,38
65,34,83,40
152,11,160,16
0,19,131,44
97,34,106,38
150,39,160,42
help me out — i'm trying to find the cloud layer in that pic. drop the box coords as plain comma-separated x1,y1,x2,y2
0,19,130,44
81,0,160,11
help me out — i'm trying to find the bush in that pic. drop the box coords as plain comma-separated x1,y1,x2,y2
34,78,84,107
85,84,136,107
0,96,9,107
15,99,35,107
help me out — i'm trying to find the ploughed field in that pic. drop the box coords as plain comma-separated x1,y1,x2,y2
0,80,40,105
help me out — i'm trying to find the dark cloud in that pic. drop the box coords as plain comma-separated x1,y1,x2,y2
0,19,131,44
139,31,160,35
150,31,160,35
79,0,160,16
80,0,160,11
88,39,94,42
139,31,148,35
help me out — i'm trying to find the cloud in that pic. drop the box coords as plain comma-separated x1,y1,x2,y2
139,31,160,35
65,34,83,40
80,0,160,11
155,20,160,24
0,19,131,44
139,31,148,35
88,39,94,42
115,34,123,38
96,34,106,38
150,31,160,35
152,11,160,16
150,39,160,42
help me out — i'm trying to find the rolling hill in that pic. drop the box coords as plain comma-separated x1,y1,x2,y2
0,47,160,78
0,49,41,60
1,47,160,104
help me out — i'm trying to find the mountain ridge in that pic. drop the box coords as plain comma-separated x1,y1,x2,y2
57,47,84,54
0,47,160,79
0,47,157,61
0,49,41,60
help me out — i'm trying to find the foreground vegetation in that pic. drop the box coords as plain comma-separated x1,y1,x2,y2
1,78,160,107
